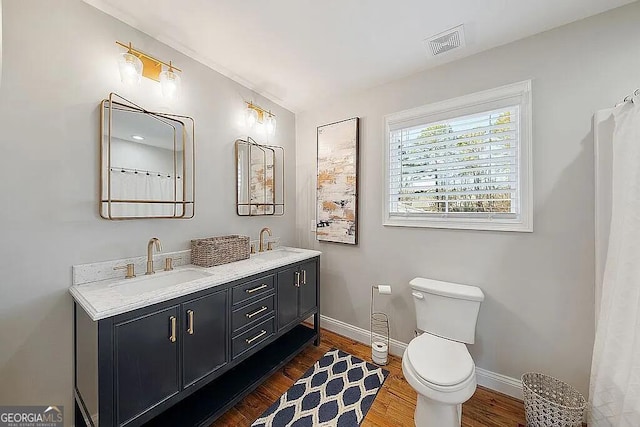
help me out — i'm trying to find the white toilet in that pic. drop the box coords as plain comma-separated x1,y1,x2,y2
402,277,485,427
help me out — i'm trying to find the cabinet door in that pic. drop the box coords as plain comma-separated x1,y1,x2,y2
115,306,180,426
299,260,317,317
277,265,299,329
182,290,228,388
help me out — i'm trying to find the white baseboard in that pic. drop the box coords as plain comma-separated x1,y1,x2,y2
474,367,523,400
319,314,409,357
319,314,523,400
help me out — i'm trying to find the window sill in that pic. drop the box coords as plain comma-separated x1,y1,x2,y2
383,217,533,233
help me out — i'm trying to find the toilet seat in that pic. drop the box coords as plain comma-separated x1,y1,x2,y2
403,354,476,407
405,333,475,391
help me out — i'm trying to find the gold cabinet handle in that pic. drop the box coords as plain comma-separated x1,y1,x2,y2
246,306,268,319
302,269,307,286
187,310,194,335
169,316,177,343
294,271,300,288
245,329,267,344
245,284,268,294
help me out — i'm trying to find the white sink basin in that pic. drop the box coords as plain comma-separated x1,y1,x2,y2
252,248,303,261
110,269,213,296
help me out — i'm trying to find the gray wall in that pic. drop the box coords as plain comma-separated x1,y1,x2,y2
0,0,296,422
295,2,640,396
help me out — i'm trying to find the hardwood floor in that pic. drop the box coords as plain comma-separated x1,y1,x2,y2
212,328,526,427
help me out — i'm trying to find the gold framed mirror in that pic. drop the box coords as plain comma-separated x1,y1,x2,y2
100,93,195,219
236,137,284,216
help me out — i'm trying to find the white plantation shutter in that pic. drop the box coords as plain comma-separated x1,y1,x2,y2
384,81,532,232
389,106,519,216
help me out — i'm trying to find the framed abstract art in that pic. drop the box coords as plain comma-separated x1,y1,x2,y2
316,117,359,245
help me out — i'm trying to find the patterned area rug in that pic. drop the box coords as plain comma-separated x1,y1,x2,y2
251,348,389,427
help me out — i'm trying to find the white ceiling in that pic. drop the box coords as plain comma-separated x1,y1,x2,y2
84,0,635,112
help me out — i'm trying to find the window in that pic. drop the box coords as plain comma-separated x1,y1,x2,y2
384,81,532,232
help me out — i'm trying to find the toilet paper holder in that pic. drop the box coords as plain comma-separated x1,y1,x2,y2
371,284,392,365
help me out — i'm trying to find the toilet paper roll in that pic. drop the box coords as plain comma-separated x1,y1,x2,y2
377,285,392,295
372,341,388,353
372,341,389,365
372,354,388,365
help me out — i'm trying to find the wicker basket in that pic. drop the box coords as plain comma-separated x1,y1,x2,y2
191,235,250,267
521,372,586,427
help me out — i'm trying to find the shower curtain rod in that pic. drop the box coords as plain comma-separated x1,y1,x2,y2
110,166,181,179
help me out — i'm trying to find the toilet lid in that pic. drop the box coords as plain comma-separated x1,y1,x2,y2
406,333,474,387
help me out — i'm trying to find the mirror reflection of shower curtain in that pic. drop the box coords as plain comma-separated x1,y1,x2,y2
110,171,182,217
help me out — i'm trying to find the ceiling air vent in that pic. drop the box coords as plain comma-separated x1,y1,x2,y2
425,24,466,57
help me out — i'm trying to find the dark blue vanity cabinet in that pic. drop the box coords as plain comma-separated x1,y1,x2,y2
114,305,182,425
277,265,299,329
277,260,318,331
299,260,318,321
74,256,320,427
181,291,228,387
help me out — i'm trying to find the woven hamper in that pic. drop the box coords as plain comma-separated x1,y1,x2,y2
521,372,586,427
191,235,250,267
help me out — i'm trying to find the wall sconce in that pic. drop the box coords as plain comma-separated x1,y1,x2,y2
245,101,277,136
116,41,182,99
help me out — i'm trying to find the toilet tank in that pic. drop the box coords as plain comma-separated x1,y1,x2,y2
410,277,484,344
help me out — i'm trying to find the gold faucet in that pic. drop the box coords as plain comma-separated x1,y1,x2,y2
146,237,162,275
259,227,272,252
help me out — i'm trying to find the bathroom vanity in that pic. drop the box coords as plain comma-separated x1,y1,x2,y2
70,247,320,427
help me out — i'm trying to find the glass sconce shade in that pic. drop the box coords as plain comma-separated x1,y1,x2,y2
118,52,143,85
160,68,181,100
245,107,259,128
265,114,277,136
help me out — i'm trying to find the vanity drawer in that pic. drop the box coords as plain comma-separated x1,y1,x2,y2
232,317,275,359
232,294,275,334
232,275,274,305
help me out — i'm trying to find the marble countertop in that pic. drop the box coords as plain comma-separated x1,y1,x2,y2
70,247,321,321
